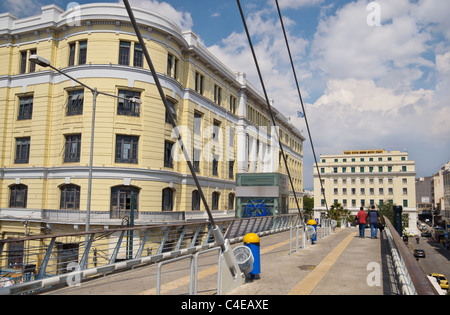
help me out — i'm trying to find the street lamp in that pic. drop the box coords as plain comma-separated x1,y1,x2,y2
29,55,142,236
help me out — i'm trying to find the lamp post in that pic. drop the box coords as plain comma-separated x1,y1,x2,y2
29,55,141,236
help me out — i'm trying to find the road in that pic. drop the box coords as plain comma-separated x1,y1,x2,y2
409,223,450,292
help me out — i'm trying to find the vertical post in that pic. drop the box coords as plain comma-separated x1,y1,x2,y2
393,206,403,236
86,89,98,236
128,192,135,260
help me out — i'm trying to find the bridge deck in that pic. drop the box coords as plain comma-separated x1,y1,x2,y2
45,227,395,296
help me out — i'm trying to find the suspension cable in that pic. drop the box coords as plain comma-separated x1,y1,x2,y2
122,0,221,239
274,0,329,214
236,0,303,222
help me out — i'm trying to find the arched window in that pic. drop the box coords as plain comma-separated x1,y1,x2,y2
60,184,80,210
9,184,28,208
162,187,174,211
110,186,140,219
212,191,220,211
192,190,200,211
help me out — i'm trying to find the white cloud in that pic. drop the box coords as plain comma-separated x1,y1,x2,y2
311,0,433,81
274,0,324,10
120,0,194,30
3,0,41,17
208,7,309,115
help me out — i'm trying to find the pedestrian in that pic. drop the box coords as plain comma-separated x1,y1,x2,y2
356,207,368,238
368,205,381,239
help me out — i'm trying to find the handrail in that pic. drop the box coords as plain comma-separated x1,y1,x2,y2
383,216,438,295
0,214,298,295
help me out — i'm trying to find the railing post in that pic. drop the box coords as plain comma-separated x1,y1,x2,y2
36,237,56,280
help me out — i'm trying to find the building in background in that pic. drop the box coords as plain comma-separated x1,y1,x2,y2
0,3,304,240
415,176,433,214
313,149,417,233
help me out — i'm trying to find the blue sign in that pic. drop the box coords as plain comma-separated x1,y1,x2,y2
243,200,270,218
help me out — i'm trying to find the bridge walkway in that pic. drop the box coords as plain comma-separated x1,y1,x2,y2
45,227,394,295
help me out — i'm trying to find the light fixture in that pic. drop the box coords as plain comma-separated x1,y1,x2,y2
29,54,51,67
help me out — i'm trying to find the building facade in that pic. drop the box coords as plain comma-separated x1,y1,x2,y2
442,168,450,232
0,3,305,238
313,149,417,232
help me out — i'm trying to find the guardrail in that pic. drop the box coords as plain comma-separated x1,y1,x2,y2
0,214,299,295
383,216,438,295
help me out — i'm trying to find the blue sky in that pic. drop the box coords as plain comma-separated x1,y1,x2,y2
2,0,450,189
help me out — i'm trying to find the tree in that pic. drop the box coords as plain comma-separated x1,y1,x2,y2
328,201,351,227
303,196,314,219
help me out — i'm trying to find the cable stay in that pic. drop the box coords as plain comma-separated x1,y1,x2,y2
236,0,304,222
274,0,329,214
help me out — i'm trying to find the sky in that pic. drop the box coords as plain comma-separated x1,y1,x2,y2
2,0,450,189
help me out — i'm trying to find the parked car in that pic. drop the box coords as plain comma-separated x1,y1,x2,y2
430,273,449,290
414,249,426,259
421,231,431,237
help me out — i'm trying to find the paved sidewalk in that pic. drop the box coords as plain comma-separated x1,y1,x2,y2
229,227,385,295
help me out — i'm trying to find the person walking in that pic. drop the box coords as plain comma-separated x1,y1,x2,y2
356,207,368,238
368,205,381,239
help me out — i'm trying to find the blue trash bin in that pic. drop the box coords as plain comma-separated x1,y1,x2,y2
307,219,318,244
244,233,260,278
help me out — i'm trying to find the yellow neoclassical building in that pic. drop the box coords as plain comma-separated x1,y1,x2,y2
0,3,305,237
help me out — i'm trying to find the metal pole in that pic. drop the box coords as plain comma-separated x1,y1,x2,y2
122,0,225,251
86,89,98,235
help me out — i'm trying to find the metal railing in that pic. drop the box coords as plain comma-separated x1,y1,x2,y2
0,214,299,295
383,216,438,295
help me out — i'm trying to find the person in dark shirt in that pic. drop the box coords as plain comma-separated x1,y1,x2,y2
367,205,381,239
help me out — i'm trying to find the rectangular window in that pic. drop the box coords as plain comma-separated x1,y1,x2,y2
18,95,33,120
230,95,237,114
69,43,76,66
403,200,408,207
195,72,204,94
60,185,81,210
194,112,202,135
15,137,30,164
164,140,174,168
20,51,27,74
117,90,141,117
212,155,219,176
66,90,84,116
229,160,234,179
64,134,81,163
193,148,201,172
214,85,222,105
115,135,139,164
167,54,178,79
165,99,177,123
9,185,28,208
213,120,221,141
78,41,87,65
119,41,131,66
29,49,36,72
133,43,143,67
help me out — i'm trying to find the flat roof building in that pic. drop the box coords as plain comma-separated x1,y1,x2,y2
313,149,417,233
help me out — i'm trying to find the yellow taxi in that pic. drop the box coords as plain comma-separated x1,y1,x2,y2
430,273,449,290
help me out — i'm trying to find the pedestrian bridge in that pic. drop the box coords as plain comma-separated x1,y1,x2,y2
0,214,439,296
